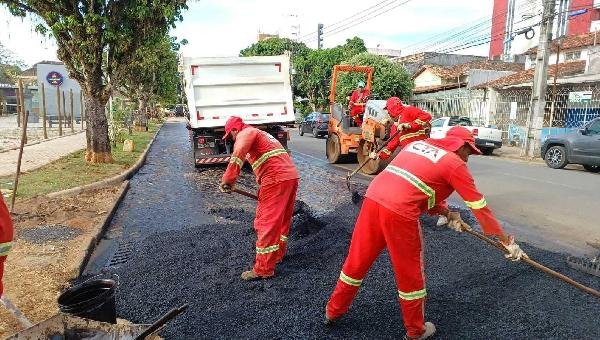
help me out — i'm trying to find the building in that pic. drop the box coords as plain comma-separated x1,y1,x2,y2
367,48,402,59
257,33,278,42
490,0,600,60
393,52,489,76
523,30,600,70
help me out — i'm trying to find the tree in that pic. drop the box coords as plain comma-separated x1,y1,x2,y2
0,42,23,84
117,34,181,130
1,1,187,163
293,37,367,110
335,52,413,106
239,37,309,58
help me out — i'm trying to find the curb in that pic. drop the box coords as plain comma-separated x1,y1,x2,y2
77,180,130,276
0,130,86,154
46,125,161,198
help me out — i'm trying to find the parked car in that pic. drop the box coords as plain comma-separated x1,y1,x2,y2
299,112,329,138
429,116,502,155
541,117,600,172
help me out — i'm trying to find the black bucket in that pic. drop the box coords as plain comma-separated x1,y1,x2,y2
58,279,117,324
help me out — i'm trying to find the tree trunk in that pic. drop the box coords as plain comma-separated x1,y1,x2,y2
135,97,149,131
84,96,113,163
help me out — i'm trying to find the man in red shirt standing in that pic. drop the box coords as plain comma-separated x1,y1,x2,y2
0,194,14,298
375,97,432,160
220,116,300,281
348,81,370,126
326,126,527,339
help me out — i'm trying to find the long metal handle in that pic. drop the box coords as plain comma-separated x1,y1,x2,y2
463,227,600,299
135,304,189,340
1,296,33,328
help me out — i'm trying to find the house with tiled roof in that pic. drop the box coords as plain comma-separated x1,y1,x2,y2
475,60,587,89
412,60,524,96
524,31,600,71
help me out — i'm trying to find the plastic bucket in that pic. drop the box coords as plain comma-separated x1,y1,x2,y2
57,279,117,324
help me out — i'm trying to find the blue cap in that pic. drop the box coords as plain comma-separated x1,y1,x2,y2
357,81,365,88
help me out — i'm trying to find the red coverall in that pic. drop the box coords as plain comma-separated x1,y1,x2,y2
0,195,14,297
349,89,370,126
380,106,432,160
222,126,299,276
326,139,504,338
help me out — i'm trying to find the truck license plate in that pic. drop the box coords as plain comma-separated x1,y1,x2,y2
485,142,495,147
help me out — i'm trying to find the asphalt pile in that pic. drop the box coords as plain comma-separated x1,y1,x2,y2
109,172,600,339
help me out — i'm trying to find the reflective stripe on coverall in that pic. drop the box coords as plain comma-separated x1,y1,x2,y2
379,106,432,160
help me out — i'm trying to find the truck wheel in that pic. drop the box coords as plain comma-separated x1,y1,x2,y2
357,140,387,175
298,125,304,136
482,147,494,156
583,164,600,173
544,146,568,169
326,134,342,164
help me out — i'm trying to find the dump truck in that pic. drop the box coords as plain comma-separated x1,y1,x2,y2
182,55,295,166
326,65,394,174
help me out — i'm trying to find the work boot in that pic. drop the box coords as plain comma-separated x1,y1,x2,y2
403,322,436,340
323,313,341,326
240,270,272,281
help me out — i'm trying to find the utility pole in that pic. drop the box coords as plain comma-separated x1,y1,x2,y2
317,23,324,49
523,0,555,158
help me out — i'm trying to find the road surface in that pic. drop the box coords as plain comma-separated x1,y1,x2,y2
289,129,600,256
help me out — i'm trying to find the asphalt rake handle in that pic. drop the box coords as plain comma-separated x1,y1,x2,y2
461,222,600,300
232,188,258,200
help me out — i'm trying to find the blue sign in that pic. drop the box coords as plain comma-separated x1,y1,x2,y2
46,71,64,87
569,9,588,18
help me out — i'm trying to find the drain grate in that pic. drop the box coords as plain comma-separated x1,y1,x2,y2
108,240,134,267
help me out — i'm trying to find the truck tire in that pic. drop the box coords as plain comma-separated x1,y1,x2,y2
326,134,343,164
482,147,494,156
356,140,387,175
544,146,568,169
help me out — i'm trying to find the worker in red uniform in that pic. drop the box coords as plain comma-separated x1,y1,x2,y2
348,81,370,126
0,194,14,298
325,126,527,340
374,97,432,160
220,116,299,281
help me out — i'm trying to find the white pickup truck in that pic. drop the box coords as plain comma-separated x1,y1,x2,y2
429,116,502,155
182,55,295,166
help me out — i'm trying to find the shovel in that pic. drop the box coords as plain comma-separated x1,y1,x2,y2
1,296,33,328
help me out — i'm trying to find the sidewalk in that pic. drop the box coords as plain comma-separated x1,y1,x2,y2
0,132,86,177
493,145,544,164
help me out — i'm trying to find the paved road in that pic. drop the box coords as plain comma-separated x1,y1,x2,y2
289,130,600,256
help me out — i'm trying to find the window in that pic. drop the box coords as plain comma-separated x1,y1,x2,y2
587,119,600,135
448,116,473,127
431,119,445,128
565,51,582,61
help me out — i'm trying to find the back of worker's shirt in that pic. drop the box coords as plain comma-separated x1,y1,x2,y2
223,126,299,187
366,139,503,236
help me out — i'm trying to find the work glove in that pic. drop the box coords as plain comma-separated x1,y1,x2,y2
501,236,528,261
369,151,378,160
436,215,448,226
396,122,412,131
445,211,472,233
219,182,233,193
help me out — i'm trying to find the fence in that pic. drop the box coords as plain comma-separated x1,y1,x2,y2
412,83,600,155
0,81,86,151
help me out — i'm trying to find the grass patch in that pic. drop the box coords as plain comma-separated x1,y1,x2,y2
0,123,161,199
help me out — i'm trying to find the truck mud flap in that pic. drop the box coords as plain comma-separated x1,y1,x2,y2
196,156,231,165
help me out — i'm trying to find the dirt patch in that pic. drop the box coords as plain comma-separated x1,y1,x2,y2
0,186,120,338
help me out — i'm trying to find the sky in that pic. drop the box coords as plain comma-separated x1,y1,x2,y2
0,0,494,67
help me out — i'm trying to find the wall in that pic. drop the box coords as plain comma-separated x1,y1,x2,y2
36,63,83,119
414,69,442,87
490,0,508,59
568,0,600,35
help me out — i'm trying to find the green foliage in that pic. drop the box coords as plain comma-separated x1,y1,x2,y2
108,98,133,146
336,52,413,106
0,42,24,84
239,37,309,58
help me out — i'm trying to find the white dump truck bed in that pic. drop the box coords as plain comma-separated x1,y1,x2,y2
182,55,295,129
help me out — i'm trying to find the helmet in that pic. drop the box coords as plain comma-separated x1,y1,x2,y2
385,97,403,118
357,81,366,88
